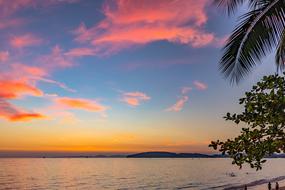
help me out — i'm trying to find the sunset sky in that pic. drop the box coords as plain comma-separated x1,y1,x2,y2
0,0,277,154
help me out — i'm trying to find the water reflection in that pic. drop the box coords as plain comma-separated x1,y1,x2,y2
0,158,284,189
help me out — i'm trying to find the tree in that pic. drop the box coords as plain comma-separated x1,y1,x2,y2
209,73,285,170
214,0,285,83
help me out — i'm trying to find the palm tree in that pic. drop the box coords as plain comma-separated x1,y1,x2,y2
214,0,285,83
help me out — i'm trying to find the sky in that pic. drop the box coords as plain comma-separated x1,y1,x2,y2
0,0,278,155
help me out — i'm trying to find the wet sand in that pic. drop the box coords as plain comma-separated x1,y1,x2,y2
272,187,285,190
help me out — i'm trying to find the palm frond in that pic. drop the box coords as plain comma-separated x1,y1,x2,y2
213,0,262,15
275,29,285,71
220,0,285,83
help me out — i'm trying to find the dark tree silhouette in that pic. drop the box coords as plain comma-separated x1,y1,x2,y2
209,73,285,170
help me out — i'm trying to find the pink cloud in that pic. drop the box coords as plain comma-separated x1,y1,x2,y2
193,81,208,91
0,0,79,18
0,0,34,18
213,35,228,47
10,63,47,78
107,0,207,26
181,86,192,95
166,85,194,112
10,34,43,48
73,0,220,55
37,78,76,93
64,47,97,57
166,96,189,112
55,97,107,112
38,45,74,70
0,18,25,29
0,0,79,30
38,45,99,71
0,51,9,62
121,91,151,106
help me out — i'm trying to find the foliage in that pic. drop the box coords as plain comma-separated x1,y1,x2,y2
213,0,285,83
209,73,285,170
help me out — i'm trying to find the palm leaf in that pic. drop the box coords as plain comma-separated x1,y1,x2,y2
213,0,262,15
213,0,247,15
219,0,285,83
275,29,285,71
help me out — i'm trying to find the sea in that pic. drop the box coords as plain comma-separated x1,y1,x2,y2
0,158,285,189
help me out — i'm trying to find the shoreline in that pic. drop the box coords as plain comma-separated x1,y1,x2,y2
224,177,285,190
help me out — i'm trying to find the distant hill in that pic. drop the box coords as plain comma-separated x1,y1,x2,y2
1,151,284,158
127,152,285,158
126,151,226,158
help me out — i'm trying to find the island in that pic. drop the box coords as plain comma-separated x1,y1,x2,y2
126,151,226,158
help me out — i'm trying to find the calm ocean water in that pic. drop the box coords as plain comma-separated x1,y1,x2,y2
0,158,285,190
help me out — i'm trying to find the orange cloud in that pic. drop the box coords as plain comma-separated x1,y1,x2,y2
55,97,107,112
0,80,43,99
0,63,48,100
193,81,208,91
0,51,9,62
0,99,45,122
10,113,45,121
166,96,189,112
0,63,49,122
0,48,81,122
0,54,75,96
10,34,43,48
74,0,218,55
121,91,150,106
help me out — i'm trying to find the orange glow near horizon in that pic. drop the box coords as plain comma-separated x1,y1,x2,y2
0,115,235,154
